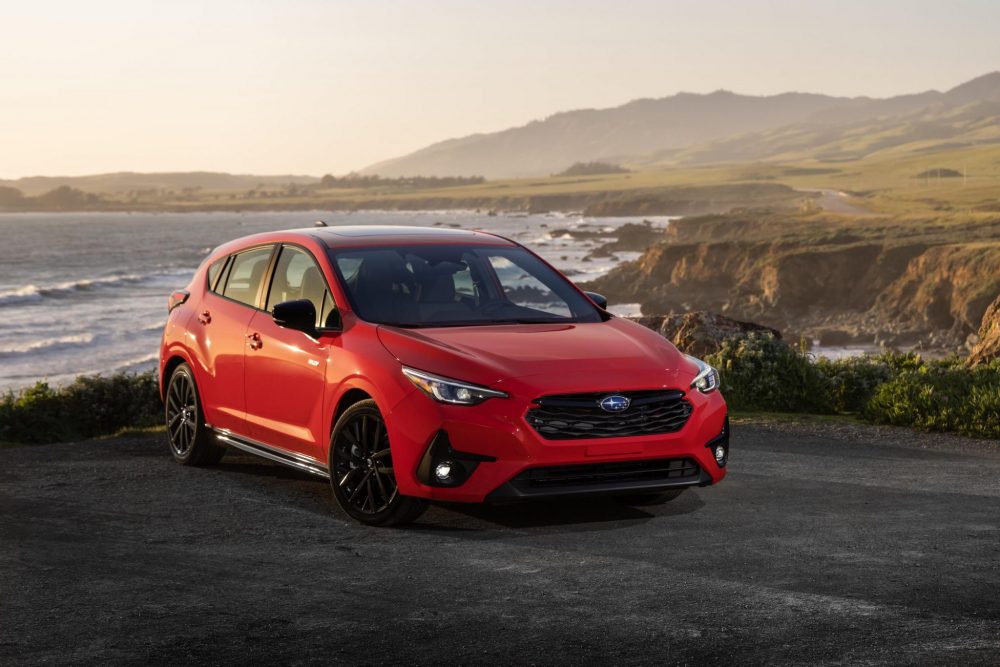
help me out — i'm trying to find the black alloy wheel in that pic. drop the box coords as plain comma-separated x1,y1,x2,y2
165,363,226,466
329,399,427,526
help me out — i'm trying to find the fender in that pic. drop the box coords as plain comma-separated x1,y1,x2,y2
325,374,397,437
158,340,196,401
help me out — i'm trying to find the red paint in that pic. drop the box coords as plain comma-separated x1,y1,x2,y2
160,226,728,505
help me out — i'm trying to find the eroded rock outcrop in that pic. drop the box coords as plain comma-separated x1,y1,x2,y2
588,212,1000,351
629,312,780,356
968,295,1000,365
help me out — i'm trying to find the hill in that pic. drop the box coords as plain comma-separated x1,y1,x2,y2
0,172,318,197
364,72,1000,178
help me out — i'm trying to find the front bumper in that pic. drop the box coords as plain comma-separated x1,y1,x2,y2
385,380,729,503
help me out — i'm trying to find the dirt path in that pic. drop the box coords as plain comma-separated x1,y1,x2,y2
800,188,872,215
2,421,998,664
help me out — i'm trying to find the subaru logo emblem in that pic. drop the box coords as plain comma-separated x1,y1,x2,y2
599,395,631,412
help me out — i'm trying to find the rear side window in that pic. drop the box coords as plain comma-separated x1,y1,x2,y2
221,246,273,307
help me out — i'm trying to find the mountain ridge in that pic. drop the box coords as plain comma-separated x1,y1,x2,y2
363,71,1000,178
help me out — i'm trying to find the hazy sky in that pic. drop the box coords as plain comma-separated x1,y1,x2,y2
2,0,998,178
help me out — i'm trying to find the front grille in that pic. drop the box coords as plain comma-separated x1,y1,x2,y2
512,457,701,491
526,390,693,440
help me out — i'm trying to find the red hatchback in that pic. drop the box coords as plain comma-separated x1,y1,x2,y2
160,225,729,525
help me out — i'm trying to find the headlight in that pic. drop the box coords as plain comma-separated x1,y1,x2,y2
686,354,720,394
402,367,508,405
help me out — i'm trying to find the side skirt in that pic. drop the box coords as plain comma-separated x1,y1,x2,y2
212,428,330,479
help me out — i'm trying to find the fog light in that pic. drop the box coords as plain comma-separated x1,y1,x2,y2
714,445,726,464
434,461,454,481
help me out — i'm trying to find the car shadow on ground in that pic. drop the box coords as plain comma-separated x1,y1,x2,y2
135,441,707,532
423,490,706,534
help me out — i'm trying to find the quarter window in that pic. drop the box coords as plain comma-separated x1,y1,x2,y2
220,246,273,307
206,257,227,292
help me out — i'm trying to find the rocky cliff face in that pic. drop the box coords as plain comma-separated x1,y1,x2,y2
628,312,781,357
968,295,1000,365
587,213,1000,351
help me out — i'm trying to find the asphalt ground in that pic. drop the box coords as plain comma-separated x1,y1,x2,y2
2,418,998,665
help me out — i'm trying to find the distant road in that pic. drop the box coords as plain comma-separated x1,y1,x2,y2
800,187,872,214
2,419,998,664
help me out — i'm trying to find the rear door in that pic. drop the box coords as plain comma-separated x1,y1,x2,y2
244,244,337,459
193,245,275,435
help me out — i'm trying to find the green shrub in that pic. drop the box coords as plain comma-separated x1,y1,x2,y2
815,353,899,413
704,333,998,439
706,333,833,413
863,359,1000,439
0,372,161,444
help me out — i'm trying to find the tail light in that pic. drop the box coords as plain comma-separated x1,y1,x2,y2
168,290,190,313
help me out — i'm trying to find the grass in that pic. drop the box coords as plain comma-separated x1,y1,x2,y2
5,142,1000,217
278,143,1000,215
160,146,1000,218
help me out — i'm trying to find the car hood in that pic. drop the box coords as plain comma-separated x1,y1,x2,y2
376,317,690,392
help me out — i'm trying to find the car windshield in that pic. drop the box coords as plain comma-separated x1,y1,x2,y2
329,244,603,327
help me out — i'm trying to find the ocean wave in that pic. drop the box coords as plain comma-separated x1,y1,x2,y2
0,286,45,306
0,269,194,307
0,333,97,358
140,320,167,333
114,353,159,370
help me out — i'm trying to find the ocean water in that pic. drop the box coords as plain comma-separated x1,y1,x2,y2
0,210,672,391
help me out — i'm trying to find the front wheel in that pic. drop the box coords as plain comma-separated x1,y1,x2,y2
329,400,427,526
165,363,226,466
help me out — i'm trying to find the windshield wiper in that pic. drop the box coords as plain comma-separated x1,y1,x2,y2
487,318,571,325
385,322,429,329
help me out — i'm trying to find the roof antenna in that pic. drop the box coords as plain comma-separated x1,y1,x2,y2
314,220,329,227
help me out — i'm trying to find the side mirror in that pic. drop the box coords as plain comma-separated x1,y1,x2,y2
324,308,343,332
272,299,316,335
583,291,608,310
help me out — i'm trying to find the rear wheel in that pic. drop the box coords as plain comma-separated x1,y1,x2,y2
329,399,427,526
616,488,687,506
165,363,226,466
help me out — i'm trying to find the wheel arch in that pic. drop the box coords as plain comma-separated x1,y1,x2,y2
330,386,375,435
160,350,194,402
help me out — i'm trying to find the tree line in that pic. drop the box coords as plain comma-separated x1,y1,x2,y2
316,173,485,189
0,186,105,211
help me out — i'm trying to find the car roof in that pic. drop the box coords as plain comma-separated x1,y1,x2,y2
306,225,515,249
208,225,517,260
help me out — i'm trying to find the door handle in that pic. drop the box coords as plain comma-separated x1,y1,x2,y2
246,332,263,350
197,310,212,325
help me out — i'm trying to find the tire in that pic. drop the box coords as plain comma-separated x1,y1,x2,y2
616,487,687,506
328,399,427,526
164,363,226,466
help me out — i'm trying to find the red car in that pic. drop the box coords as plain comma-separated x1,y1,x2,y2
160,226,728,525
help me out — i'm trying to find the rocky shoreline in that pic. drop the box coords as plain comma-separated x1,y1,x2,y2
586,211,1000,356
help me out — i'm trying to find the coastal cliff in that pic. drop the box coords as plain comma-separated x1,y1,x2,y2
587,212,1000,351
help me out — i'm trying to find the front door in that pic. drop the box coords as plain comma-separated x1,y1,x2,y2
244,245,337,459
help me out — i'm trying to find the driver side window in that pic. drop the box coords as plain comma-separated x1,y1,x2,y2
266,246,336,328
